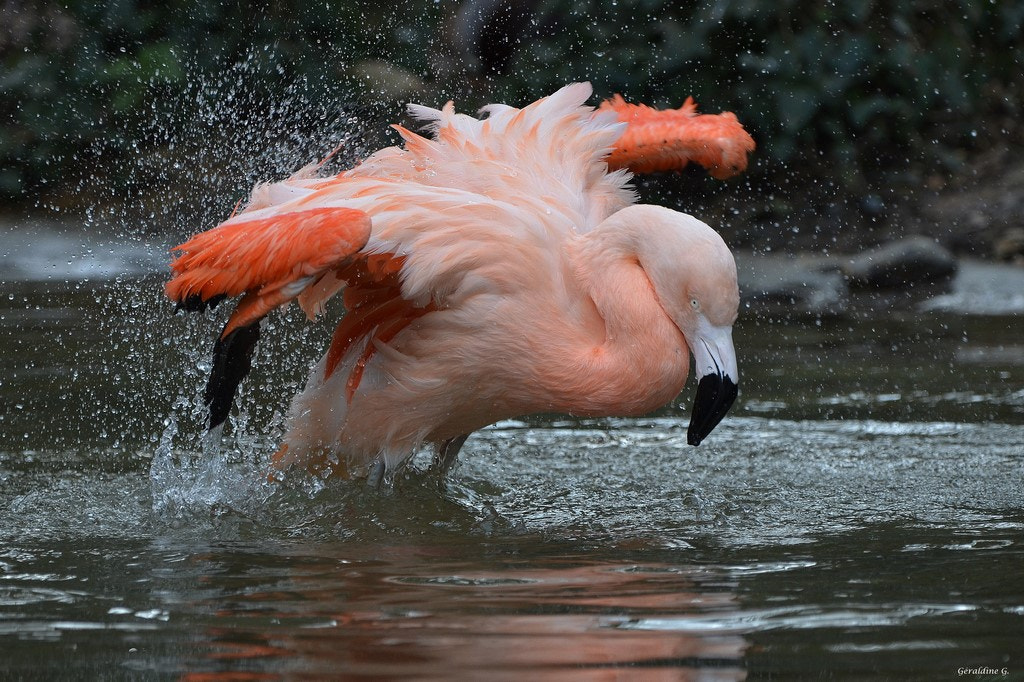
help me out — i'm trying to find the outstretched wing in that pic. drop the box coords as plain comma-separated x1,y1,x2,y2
167,178,562,430
166,207,372,427
165,83,755,430
599,94,755,179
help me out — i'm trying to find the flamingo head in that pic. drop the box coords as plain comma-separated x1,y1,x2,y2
628,205,741,445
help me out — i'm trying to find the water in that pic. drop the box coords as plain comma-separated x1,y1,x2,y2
1,223,1022,679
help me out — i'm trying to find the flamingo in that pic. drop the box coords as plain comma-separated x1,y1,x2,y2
165,83,754,482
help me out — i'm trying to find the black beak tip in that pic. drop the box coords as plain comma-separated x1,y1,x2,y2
686,375,738,446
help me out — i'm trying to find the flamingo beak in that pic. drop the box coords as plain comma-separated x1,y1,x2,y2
686,321,739,446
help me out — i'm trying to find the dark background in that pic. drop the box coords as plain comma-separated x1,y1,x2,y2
3,0,1022,254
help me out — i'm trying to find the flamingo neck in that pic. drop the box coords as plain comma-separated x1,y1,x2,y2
551,231,690,416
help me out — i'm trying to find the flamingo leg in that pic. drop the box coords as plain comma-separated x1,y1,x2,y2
433,433,469,477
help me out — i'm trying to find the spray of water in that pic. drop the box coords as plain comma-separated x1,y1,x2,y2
61,50,393,525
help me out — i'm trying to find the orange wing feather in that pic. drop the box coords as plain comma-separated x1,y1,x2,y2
321,254,436,403
166,203,434,426
600,94,755,179
165,206,374,427
166,206,372,328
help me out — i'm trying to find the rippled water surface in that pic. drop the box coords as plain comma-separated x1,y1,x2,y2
2,227,1022,679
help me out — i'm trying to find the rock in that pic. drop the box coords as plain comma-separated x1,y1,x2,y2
918,258,1024,314
734,252,847,318
842,237,957,290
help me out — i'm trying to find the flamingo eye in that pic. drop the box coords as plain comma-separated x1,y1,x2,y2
690,298,700,310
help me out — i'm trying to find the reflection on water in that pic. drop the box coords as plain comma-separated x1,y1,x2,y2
177,558,747,680
1,517,1020,679
2,536,750,680
1,258,1022,677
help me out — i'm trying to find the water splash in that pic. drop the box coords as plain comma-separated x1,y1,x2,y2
146,391,499,538
59,54,379,531
150,413,257,526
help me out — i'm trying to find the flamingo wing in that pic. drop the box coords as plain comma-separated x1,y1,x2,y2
163,82,755,456
165,176,561,431
599,94,755,179
166,206,372,427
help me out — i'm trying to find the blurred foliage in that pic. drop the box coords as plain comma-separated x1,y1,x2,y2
484,0,1024,190
0,0,444,213
1,0,1022,218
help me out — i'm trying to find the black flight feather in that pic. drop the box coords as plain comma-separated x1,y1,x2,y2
204,322,261,429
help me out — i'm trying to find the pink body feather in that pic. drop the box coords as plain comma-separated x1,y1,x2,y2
166,83,745,479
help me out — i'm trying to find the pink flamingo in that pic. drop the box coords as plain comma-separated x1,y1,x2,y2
165,83,754,482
